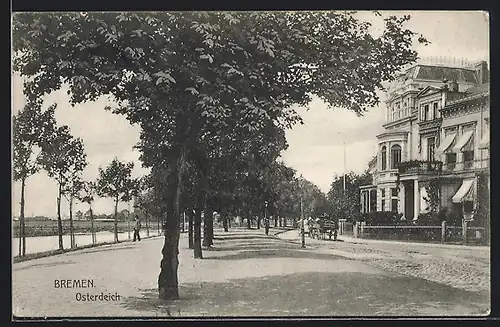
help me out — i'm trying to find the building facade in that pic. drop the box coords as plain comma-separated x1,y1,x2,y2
360,59,489,223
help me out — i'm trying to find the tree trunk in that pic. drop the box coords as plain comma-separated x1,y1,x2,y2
188,210,194,249
257,216,261,229
57,182,64,250
69,197,75,248
247,216,251,229
19,178,26,257
146,214,150,237
193,206,203,259
274,216,278,228
283,217,287,227
158,197,180,300
222,212,229,232
113,197,119,243
158,148,186,301
203,207,214,247
228,216,231,228
90,205,96,244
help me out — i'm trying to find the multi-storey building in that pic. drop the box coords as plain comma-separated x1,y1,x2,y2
360,59,489,222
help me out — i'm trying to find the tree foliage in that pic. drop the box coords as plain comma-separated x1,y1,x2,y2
327,171,372,222
12,11,427,299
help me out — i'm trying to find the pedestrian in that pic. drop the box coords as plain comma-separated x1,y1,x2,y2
133,215,141,242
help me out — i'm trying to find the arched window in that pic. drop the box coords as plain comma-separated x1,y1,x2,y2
381,146,387,170
391,144,402,169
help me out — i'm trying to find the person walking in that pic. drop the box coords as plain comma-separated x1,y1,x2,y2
133,215,141,242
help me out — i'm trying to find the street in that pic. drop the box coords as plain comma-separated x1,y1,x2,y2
13,228,490,317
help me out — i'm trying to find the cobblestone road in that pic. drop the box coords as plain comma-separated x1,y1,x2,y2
278,230,490,294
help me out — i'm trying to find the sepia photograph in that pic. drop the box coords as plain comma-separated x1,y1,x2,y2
11,10,490,318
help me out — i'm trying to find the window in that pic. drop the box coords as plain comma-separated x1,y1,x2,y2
427,137,436,162
433,102,439,119
392,199,399,212
463,201,474,213
390,144,402,169
381,189,386,211
464,150,474,169
423,104,429,120
369,189,377,212
381,146,387,170
391,188,398,197
446,153,457,170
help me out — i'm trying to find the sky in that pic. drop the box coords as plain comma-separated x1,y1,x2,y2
11,11,489,218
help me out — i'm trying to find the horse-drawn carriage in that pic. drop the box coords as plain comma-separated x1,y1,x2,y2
309,215,338,240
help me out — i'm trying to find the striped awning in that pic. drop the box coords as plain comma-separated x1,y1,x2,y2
452,130,474,153
436,133,456,154
452,179,475,203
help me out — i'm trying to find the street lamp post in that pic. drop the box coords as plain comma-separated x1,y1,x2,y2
264,201,269,236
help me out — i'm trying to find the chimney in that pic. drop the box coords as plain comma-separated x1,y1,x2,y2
442,79,449,91
449,80,459,92
473,61,489,84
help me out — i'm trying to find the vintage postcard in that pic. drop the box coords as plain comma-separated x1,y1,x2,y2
11,10,490,319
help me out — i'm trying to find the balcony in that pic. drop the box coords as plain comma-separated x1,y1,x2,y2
397,160,443,175
442,158,489,172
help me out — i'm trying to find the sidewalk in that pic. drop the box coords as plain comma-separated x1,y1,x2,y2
279,228,489,251
13,228,489,317
277,230,490,294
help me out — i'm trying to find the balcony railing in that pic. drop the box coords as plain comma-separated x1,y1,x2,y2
397,160,443,175
442,158,489,172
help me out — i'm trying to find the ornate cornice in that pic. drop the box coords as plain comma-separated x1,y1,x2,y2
418,118,442,134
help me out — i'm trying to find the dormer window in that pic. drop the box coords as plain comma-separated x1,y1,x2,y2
423,104,429,121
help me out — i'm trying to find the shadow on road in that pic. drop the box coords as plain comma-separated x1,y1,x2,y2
213,235,274,241
65,244,138,256
120,271,489,317
14,260,77,271
205,248,348,261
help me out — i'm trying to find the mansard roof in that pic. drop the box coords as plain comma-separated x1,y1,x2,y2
414,65,478,84
464,82,490,95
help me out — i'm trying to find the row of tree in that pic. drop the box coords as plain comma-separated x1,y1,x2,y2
13,101,142,255
13,11,426,299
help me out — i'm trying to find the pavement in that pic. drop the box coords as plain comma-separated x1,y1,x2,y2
12,227,490,317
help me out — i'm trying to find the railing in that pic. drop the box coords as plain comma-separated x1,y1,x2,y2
13,220,162,258
442,158,489,172
353,221,487,245
397,160,443,175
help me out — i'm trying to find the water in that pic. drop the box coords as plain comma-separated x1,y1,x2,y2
13,229,162,257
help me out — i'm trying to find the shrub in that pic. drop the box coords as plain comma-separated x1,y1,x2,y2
361,211,404,226
415,208,447,226
445,209,462,226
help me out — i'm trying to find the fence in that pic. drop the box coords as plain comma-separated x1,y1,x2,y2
13,219,162,258
352,221,487,245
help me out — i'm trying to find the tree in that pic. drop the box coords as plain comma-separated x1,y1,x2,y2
75,210,83,220
61,152,87,248
327,171,372,222
39,122,86,251
79,181,97,243
95,158,135,243
13,11,427,300
13,101,57,256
